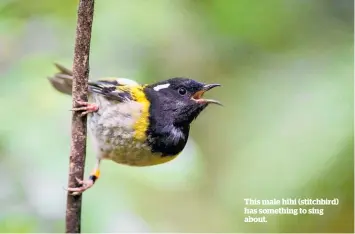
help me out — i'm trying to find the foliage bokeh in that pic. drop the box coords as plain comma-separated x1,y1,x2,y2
0,0,353,232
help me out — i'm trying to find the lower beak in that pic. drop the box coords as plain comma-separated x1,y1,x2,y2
192,84,222,105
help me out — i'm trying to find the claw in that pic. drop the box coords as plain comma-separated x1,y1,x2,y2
80,111,90,117
75,177,84,184
71,100,99,116
71,107,90,111
64,161,101,196
66,179,94,195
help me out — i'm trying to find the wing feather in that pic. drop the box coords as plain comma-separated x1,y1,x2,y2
49,64,138,102
88,79,136,102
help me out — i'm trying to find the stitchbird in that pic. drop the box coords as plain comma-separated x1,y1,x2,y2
48,64,221,194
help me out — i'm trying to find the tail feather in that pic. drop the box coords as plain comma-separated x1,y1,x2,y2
54,63,73,76
48,64,134,103
48,63,73,95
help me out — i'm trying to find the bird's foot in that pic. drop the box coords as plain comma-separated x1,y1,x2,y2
66,177,94,195
66,168,100,195
71,101,99,116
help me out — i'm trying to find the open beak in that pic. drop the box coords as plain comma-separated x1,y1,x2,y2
191,84,222,105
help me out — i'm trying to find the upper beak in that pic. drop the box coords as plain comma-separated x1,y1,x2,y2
192,83,222,106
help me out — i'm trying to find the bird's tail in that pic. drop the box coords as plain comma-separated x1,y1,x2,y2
48,63,74,95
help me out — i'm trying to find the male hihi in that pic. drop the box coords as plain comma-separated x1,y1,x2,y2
48,64,221,194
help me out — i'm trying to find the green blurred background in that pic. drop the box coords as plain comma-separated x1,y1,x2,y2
0,0,353,232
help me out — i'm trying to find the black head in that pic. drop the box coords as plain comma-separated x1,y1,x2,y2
145,77,221,127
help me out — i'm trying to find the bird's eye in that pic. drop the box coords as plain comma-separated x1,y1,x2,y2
178,87,187,95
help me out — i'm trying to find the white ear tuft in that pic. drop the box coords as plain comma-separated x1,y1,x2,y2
153,83,170,91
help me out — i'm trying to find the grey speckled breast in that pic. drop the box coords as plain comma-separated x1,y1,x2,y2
87,94,166,166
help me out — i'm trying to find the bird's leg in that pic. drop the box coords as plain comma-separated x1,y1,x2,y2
67,159,101,195
71,100,99,116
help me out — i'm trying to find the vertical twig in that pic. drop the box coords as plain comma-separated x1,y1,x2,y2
66,0,95,233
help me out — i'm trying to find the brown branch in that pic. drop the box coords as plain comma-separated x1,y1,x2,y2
66,0,95,233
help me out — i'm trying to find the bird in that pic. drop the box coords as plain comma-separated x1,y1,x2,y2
48,63,221,194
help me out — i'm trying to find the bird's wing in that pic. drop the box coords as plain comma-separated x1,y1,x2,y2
88,78,139,102
49,64,140,102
